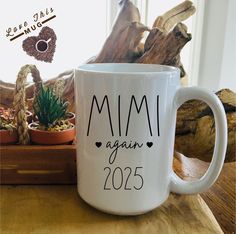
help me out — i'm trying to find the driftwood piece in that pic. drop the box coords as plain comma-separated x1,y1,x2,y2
89,0,193,77
137,23,191,77
153,0,196,33
175,89,236,162
145,1,195,76
91,0,150,63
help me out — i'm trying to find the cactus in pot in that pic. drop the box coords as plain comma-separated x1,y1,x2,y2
29,85,75,144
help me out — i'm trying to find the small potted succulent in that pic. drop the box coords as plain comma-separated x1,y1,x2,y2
29,85,75,145
0,108,18,144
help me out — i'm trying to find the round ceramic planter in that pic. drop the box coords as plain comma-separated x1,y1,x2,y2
0,129,18,144
28,123,75,145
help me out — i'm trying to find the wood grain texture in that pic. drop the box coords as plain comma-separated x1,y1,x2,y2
0,186,222,234
153,1,196,33
0,145,76,184
175,89,236,163
174,152,236,234
1,148,235,232
91,0,149,63
137,23,191,77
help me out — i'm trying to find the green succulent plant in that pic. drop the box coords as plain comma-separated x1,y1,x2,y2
34,85,69,128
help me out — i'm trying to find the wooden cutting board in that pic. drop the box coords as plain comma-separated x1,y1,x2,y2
1,185,223,234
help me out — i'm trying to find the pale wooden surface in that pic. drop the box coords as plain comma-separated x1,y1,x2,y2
0,186,222,234
174,153,236,233
1,148,235,232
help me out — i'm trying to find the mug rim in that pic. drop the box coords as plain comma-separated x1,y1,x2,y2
77,63,180,75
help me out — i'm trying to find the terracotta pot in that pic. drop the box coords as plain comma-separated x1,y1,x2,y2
66,112,75,124
0,129,18,144
28,123,75,145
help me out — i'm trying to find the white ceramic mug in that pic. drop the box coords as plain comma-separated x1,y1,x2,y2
74,63,227,215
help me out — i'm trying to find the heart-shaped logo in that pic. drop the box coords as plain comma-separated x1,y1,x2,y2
146,142,153,148
95,142,102,148
22,26,57,63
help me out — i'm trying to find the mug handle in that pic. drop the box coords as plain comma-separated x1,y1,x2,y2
170,87,227,194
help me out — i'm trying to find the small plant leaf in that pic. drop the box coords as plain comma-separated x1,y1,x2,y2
33,86,69,127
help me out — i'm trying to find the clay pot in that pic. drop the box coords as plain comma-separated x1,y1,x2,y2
28,123,75,145
0,129,18,144
66,112,75,124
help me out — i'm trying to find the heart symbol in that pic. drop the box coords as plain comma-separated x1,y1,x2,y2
146,142,153,148
22,26,57,63
95,142,102,148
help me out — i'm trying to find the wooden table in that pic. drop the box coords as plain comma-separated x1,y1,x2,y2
1,154,235,234
174,153,236,234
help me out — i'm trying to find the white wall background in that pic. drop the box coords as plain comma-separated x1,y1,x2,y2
197,0,236,91
219,0,236,91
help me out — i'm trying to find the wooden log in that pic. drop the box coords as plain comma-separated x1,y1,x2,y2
175,89,236,162
175,89,236,134
136,23,191,77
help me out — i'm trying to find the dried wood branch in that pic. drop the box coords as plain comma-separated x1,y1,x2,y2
136,23,191,77
153,0,196,33
91,0,150,63
89,0,193,77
